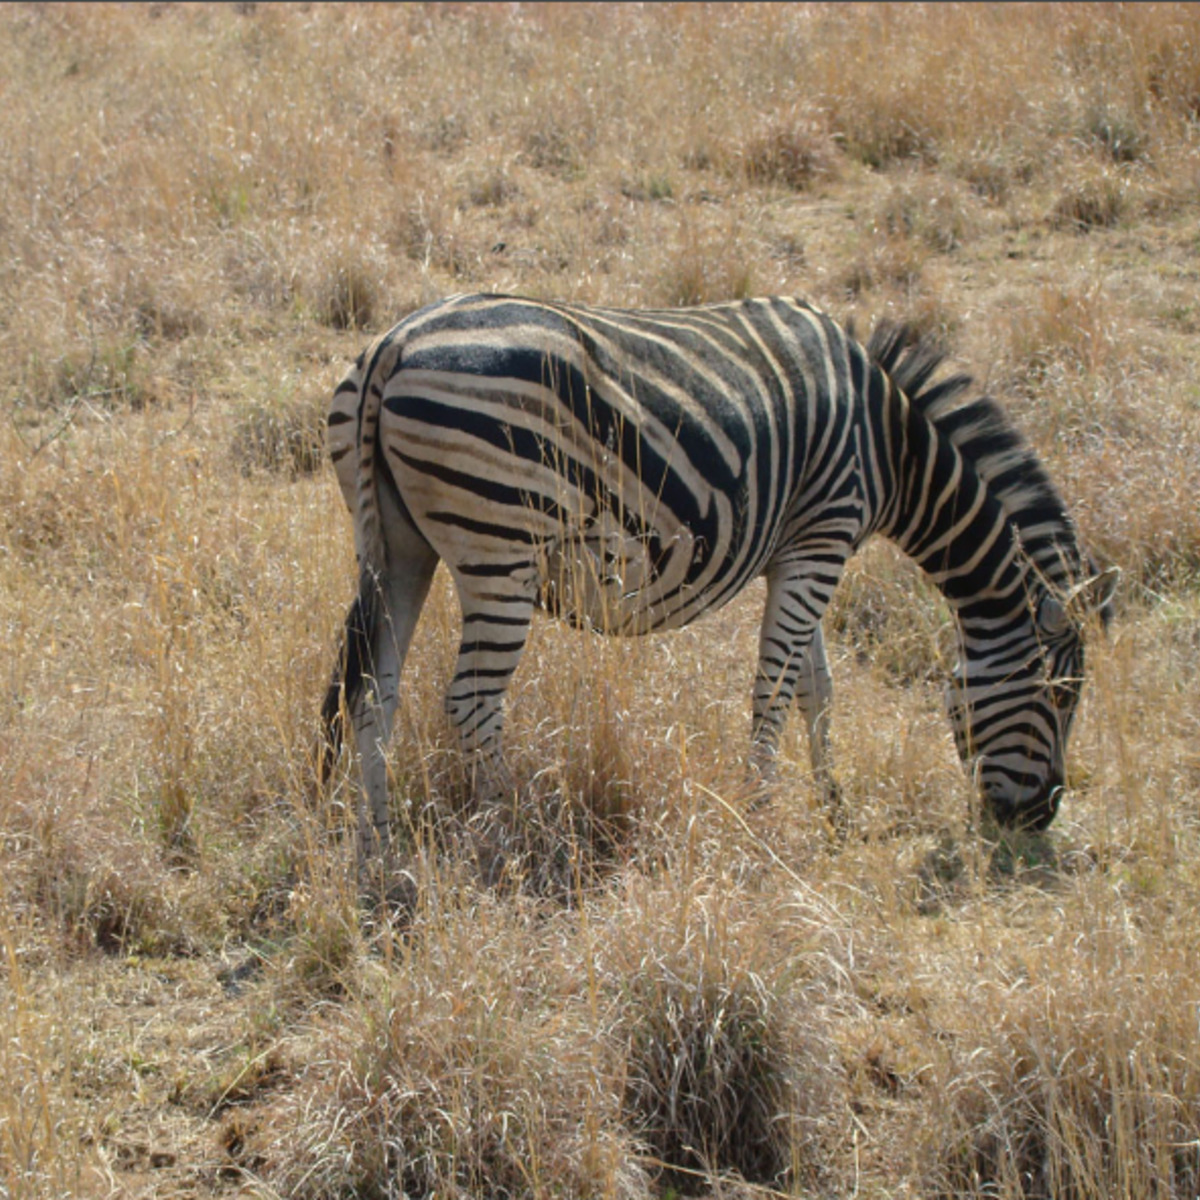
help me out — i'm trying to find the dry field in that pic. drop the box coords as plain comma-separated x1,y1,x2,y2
3,3,1200,1197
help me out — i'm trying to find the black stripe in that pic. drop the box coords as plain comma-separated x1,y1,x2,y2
458,639,528,655
461,612,532,627
457,560,533,578
426,510,540,543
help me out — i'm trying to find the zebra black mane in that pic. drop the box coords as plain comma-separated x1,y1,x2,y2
866,321,1085,588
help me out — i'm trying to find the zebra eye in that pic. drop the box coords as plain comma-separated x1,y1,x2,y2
1038,595,1070,637
1047,682,1077,710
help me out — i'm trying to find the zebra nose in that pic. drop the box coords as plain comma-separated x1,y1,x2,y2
1030,784,1064,830
984,778,1062,832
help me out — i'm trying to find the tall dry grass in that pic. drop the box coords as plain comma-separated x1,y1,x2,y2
2,3,1200,1196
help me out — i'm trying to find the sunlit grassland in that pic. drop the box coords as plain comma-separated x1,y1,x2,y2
3,3,1200,1196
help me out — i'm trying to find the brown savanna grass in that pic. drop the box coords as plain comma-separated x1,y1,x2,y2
3,3,1200,1196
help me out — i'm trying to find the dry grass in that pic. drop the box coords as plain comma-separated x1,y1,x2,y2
3,3,1200,1196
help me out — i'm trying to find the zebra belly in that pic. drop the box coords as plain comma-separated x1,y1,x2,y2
538,511,699,635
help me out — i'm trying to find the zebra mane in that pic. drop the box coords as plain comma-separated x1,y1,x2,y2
866,321,1087,589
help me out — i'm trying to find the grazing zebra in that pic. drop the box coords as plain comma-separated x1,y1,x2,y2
321,293,1116,860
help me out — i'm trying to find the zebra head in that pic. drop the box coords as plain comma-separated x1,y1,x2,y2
945,567,1118,831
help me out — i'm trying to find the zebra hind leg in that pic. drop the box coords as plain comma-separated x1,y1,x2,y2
325,522,440,871
443,579,536,884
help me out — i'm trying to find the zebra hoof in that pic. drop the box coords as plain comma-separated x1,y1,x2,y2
822,782,849,844
466,807,518,889
356,855,419,922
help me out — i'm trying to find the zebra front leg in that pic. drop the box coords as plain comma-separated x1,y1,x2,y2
444,580,535,882
748,558,842,819
792,623,845,835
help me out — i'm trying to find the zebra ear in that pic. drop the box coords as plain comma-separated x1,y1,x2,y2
1065,565,1121,624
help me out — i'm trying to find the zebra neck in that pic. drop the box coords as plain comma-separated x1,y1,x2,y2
878,399,1032,620
866,340,1089,630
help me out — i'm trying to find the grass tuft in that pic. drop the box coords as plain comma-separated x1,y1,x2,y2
610,877,838,1193
927,936,1200,1199
308,250,382,332
742,114,837,192
1050,168,1131,232
230,394,326,478
260,890,645,1199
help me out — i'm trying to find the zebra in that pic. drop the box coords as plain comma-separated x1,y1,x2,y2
321,293,1117,862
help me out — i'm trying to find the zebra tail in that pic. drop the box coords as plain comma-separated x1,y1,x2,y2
318,574,380,785
354,333,399,584
319,330,397,785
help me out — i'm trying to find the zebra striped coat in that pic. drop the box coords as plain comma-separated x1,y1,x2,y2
323,294,1115,858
